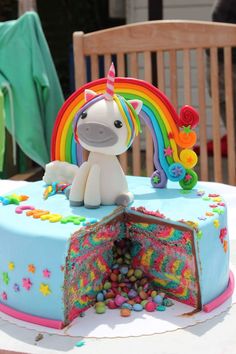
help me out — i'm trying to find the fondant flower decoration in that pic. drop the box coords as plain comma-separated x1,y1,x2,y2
28,264,36,273
3,272,9,285
13,283,20,292
43,269,51,278
8,262,15,271
39,283,51,296
22,278,32,290
1,292,7,301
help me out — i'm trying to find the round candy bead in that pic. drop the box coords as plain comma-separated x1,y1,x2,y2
129,276,137,282
151,290,157,298
157,305,166,311
153,295,163,305
120,308,131,317
114,295,127,307
121,303,133,310
96,292,104,302
110,273,118,282
95,302,106,314
128,289,137,299
141,300,148,308
103,281,112,290
120,266,129,275
107,300,118,309
139,290,148,300
133,303,143,312
145,301,157,312
134,269,143,279
163,298,174,307
127,269,134,277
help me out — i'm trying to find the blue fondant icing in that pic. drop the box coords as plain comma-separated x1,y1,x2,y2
0,176,230,324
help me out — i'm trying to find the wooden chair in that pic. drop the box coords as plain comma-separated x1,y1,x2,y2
73,20,236,185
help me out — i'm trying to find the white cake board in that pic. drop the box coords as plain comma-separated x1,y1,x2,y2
0,268,235,339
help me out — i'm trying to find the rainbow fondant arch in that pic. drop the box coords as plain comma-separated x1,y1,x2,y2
51,78,199,189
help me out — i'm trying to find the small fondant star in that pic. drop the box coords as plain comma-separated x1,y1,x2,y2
185,174,192,181
1,292,7,301
183,125,192,133
197,190,205,196
152,175,160,184
171,166,183,177
168,132,174,139
212,197,222,203
13,283,20,292
39,283,51,296
213,208,224,215
206,212,214,216
213,219,220,228
43,269,51,278
3,272,9,285
223,240,228,253
197,230,203,239
198,216,207,221
164,146,173,156
8,262,15,271
22,278,32,290
28,264,36,273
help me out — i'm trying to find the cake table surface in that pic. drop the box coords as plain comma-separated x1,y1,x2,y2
0,179,235,354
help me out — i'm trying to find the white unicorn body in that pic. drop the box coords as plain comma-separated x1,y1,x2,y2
69,83,142,208
44,63,142,209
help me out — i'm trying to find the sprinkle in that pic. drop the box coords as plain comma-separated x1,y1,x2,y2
75,341,85,348
3,272,9,285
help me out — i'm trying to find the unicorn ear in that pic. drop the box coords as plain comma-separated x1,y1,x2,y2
128,99,143,114
84,89,97,102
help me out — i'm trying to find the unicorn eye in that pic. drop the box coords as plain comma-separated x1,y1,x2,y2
114,120,123,128
80,112,87,119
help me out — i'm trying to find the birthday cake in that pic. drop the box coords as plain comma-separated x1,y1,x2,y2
0,65,234,329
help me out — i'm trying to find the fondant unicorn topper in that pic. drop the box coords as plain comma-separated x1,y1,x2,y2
69,63,142,208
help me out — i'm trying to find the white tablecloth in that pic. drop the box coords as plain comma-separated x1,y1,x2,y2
0,180,236,354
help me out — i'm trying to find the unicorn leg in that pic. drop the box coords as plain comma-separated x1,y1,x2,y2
84,164,101,208
115,192,134,207
69,161,90,207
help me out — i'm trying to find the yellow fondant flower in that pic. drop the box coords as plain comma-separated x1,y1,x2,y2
39,283,51,296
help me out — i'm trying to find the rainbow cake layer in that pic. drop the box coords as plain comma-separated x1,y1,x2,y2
0,176,232,328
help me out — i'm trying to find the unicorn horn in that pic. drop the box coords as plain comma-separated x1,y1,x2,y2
104,62,115,101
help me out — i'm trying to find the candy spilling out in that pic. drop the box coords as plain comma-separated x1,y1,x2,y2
94,238,173,317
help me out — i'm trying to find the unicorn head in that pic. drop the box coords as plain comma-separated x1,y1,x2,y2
73,63,143,155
